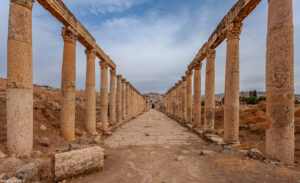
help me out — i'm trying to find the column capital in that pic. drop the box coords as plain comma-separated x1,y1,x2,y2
185,70,193,76
126,81,130,85
11,0,34,10
227,21,243,40
182,76,186,81
122,78,126,83
99,60,108,70
178,80,182,84
85,48,96,59
110,69,116,75
62,27,78,44
194,63,202,70
207,49,216,58
117,75,122,79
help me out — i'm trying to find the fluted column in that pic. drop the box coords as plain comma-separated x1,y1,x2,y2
109,69,116,125
204,49,216,132
7,0,35,155
178,81,182,119
122,78,126,120
193,64,202,128
85,48,97,135
224,21,242,144
266,0,294,165
100,61,109,132
186,70,193,123
126,82,130,120
116,75,122,123
181,76,187,123
60,27,78,141
175,83,179,118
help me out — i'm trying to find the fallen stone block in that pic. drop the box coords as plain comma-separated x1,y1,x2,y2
204,134,225,145
51,146,104,182
247,148,265,160
14,163,39,182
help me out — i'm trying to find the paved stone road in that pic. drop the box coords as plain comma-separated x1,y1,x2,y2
104,110,200,148
72,110,300,183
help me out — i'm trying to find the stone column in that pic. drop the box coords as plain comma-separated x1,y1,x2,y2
181,76,187,123
122,78,126,120
60,27,78,141
186,70,193,123
266,0,294,165
204,49,216,132
116,75,122,123
193,64,202,128
85,48,97,135
175,83,179,118
172,87,176,116
178,81,182,119
7,0,34,155
99,61,109,132
126,82,130,120
224,21,242,144
109,69,116,125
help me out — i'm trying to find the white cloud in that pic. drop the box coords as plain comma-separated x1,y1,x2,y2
64,0,148,14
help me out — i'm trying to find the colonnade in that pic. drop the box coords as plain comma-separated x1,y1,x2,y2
6,0,146,156
163,0,295,165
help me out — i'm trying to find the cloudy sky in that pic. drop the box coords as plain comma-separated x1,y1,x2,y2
0,0,299,94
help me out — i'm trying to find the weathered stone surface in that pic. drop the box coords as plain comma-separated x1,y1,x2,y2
85,48,97,135
193,64,202,128
51,146,104,182
5,177,23,183
60,26,77,141
100,61,109,132
247,148,264,160
39,136,50,146
0,173,8,181
40,124,47,131
266,0,294,165
14,163,39,181
0,157,24,170
224,21,242,144
204,49,216,131
200,150,215,156
0,151,6,158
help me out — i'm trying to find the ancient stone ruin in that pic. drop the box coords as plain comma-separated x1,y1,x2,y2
163,0,295,165
1,0,298,182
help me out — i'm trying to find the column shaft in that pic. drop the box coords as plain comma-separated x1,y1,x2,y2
193,65,202,128
85,49,96,135
100,61,109,131
61,27,77,141
116,75,122,123
266,0,294,164
181,76,187,122
186,71,193,123
224,22,242,144
7,0,34,155
109,69,116,125
122,79,126,120
204,49,216,132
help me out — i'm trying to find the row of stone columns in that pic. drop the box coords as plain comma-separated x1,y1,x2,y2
6,0,147,156
163,0,295,165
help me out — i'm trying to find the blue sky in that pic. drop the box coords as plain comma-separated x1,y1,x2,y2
0,0,299,94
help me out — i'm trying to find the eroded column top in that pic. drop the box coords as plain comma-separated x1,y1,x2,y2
11,0,34,10
207,49,216,58
110,69,116,75
226,21,243,40
99,60,108,70
85,48,96,59
194,63,202,70
185,70,193,76
122,78,126,83
182,76,187,81
62,27,78,44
